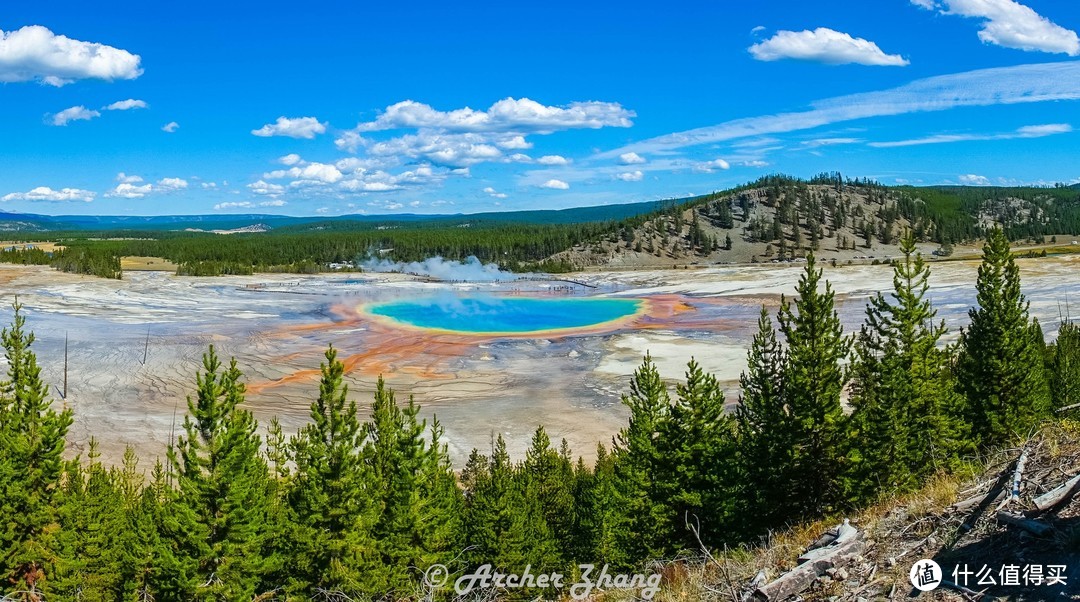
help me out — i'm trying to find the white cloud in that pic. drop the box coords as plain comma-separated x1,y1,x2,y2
264,162,343,184
537,155,572,165
482,186,508,199
0,25,142,86
616,171,644,182
540,179,570,190
366,132,504,167
959,174,992,185
157,177,188,190
278,153,302,166
251,116,327,139
749,28,909,66
107,182,153,198
1016,123,1072,137
802,137,862,147
913,0,1079,56
105,174,189,198
695,158,732,173
214,201,254,210
353,97,634,133
870,122,1072,147
619,152,647,164
741,160,770,167
260,200,287,207
201,182,217,189
50,105,100,126
104,98,148,111
497,135,532,150
248,180,286,196
334,130,366,152
602,60,1080,158
161,121,179,133
2,186,95,202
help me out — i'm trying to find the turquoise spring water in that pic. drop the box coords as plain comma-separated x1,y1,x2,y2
366,296,642,334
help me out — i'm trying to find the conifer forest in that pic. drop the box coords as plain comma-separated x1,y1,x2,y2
2,228,1078,601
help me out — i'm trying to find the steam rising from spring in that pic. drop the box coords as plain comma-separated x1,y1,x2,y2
360,255,528,281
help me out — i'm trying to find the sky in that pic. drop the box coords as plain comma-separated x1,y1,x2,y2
1,0,1079,216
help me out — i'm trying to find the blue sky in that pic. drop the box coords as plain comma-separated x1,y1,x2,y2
1,0,1079,216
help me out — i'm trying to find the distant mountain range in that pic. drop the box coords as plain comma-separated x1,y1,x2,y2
0,197,687,233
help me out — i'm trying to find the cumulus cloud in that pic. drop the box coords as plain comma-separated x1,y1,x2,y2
161,121,179,133
749,28,909,66
104,98,148,111
616,171,644,182
2,186,95,202
278,153,303,166
251,116,327,139
742,160,770,167
264,162,343,184
870,122,1072,147
50,105,100,126
482,186,508,199
959,174,992,185
157,177,188,190
0,25,142,86
105,174,189,198
619,152,647,164
694,158,732,173
366,132,504,168
537,155,572,165
248,180,286,196
353,97,634,133
913,0,1079,56
540,179,570,190
498,135,532,149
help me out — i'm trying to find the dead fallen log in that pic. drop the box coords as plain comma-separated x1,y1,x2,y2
1030,473,1080,514
1056,402,1080,414
798,519,857,563
997,446,1030,510
753,535,865,601
995,511,1051,536
951,489,1005,513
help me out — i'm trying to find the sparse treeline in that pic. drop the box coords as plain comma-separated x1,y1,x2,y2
1,229,1078,600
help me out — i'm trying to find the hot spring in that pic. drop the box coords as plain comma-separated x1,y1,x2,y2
364,296,644,335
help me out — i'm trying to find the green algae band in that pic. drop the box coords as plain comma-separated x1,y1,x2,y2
366,297,642,334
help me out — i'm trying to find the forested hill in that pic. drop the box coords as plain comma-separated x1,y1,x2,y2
0,196,685,233
550,174,1080,268
4,174,1080,278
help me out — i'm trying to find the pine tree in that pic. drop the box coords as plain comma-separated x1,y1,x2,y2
366,375,463,595
778,253,851,518
735,306,792,534
461,436,557,573
847,233,968,503
957,228,1051,447
52,439,130,602
1049,320,1080,412
0,301,73,594
521,427,576,569
287,345,376,596
166,346,275,600
609,355,671,566
658,359,737,550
